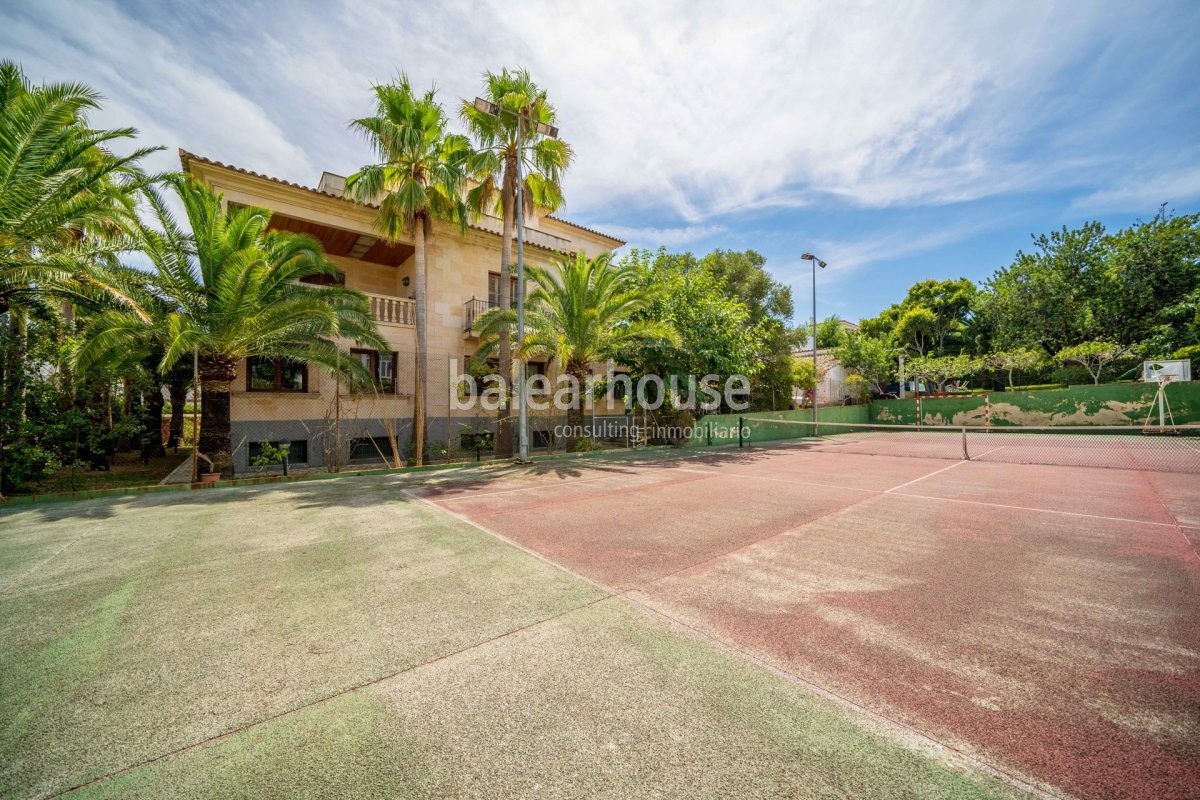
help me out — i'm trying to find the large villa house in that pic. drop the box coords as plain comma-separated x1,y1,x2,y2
180,150,626,471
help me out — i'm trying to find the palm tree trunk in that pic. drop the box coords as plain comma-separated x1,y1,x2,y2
168,376,188,449
413,219,428,467
141,383,166,462
197,354,237,477
0,310,25,496
564,361,589,449
495,154,516,458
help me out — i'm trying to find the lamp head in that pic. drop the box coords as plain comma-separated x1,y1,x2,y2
801,253,827,268
473,97,499,115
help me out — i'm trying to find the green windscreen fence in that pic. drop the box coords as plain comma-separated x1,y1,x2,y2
694,414,1200,474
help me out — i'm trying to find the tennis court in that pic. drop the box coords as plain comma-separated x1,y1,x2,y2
420,427,1200,800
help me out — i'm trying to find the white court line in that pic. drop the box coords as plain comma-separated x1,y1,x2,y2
969,443,1009,459
894,491,1179,529
673,465,1179,529
883,459,970,493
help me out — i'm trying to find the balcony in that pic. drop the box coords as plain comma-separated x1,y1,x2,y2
463,297,497,335
471,214,573,252
367,292,414,326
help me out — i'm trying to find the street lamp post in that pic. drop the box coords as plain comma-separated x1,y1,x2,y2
800,253,827,434
472,98,559,464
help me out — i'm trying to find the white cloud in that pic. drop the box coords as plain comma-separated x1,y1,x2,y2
1072,163,1200,212
599,224,725,250
0,0,1185,232
0,0,314,182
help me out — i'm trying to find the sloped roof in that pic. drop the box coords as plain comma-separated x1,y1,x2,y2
792,347,841,377
178,149,624,250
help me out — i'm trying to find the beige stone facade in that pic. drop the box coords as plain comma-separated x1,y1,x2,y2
181,151,626,468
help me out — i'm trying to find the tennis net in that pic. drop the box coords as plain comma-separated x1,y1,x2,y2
727,417,1200,474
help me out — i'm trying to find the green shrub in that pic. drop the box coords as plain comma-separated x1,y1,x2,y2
1004,383,1068,391
1174,344,1200,375
405,439,449,463
569,437,602,453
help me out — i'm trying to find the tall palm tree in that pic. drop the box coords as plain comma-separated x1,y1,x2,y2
346,76,470,466
0,60,157,494
75,178,385,476
460,68,573,458
0,60,158,316
474,252,677,446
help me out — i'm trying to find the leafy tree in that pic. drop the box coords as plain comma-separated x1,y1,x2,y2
460,68,572,457
986,347,1046,390
698,249,798,409
981,222,1107,353
700,249,793,323
791,358,816,392
474,252,677,445
808,315,848,349
75,178,385,476
1094,208,1200,356
834,332,896,394
612,249,766,408
1054,340,1129,385
859,278,976,357
347,76,470,465
908,354,980,393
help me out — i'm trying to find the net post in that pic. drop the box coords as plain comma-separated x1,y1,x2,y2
738,417,744,448
707,418,712,447
962,427,970,460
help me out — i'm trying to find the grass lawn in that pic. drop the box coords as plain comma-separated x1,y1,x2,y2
0,470,1028,799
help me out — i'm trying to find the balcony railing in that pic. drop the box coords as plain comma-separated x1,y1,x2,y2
472,214,572,252
463,297,497,333
367,292,415,326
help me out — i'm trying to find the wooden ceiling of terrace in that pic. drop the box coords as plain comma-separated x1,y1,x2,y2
266,215,413,267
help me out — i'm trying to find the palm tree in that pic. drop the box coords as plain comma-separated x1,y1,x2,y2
474,252,677,446
75,178,385,476
0,60,158,316
0,60,157,494
460,68,573,458
346,76,470,466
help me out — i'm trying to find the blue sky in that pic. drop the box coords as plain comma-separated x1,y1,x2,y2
3,0,1198,324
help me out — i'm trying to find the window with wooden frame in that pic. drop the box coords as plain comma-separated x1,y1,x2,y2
246,357,308,392
299,272,345,287
526,362,549,395
350,348,399,393
487,272,519,308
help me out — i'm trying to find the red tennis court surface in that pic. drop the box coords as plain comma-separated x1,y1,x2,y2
418,446,1200,800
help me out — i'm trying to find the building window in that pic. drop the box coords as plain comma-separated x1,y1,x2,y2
300,272,345,287
348,436,395,462
488,272,519,308
527,362,548,394
350,349,399,393
248,439,308,463
247,357,308,392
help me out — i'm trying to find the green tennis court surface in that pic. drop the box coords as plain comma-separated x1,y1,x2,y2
3,435,1198,799
1,471,1024,800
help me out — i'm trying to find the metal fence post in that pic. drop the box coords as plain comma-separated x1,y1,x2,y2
738,417,744,448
